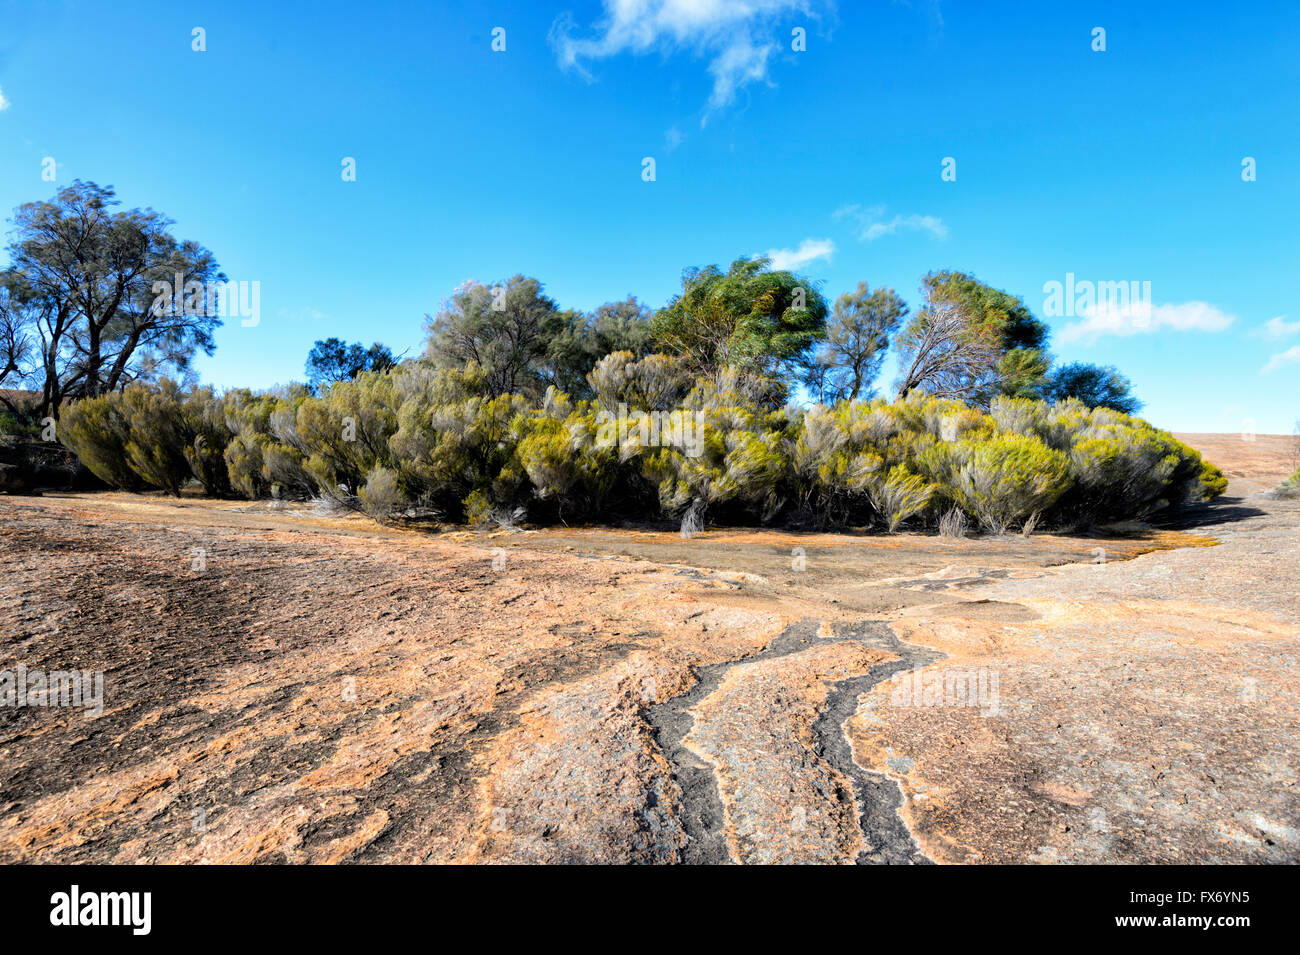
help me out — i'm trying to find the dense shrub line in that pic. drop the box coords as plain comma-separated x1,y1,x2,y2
57,357,1226,533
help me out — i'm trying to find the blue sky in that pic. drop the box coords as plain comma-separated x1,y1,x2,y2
1,0,1297,432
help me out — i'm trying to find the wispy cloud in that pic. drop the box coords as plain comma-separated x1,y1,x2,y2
704,33,775,111
0,86,10,112
1263,345,1300,374
664,125,685,153
549,1,824,118
833,204,948,242
276,306,328,324
764,237,834,271
1256,315,1300,340
1058,301,1236,344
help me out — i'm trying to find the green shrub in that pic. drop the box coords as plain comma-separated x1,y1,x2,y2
261,441,316,499
118,381,194,495
868,464,935,532
60,380,233,496
358,465,405,520
786,402,885,526
1054,427,1212,525
387,364,530,520
1273,469,1300,499
1061,432,1176,524
641,398,788,525
223,433,268,498
48,367,1226,535
180,386,232,495
222,389,280,498
517,403,620,519
990,395,1049,439
263,394,319,498
950,432,1070,534
57,393,141,491
463,487,494,526
293,371,399,502
588,351,692,412
1197,460,1229,500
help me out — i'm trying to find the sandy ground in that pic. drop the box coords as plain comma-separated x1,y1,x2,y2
1173,432,1297,496
0,434,1295,864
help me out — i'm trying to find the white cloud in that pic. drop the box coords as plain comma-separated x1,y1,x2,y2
276,306,328,324
1257,315,1300,340
549,1,821,116
833,203,948,242
704,34,774,110
764,237,834,271
664,125,685,153
863,213,947,241
1058,301,1236,344
1263,345,1300,374
0,86,9,111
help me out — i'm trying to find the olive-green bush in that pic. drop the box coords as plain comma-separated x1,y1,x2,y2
516,397,621,519
180,386,233,496
949,432,1070,534
869,464,936,532
57,392,142,491
990,396,1226,526
54,359,1225,533
1273,469,1300,500
118,380,194,495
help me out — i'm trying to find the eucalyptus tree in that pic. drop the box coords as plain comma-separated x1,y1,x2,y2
2,180,224,415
